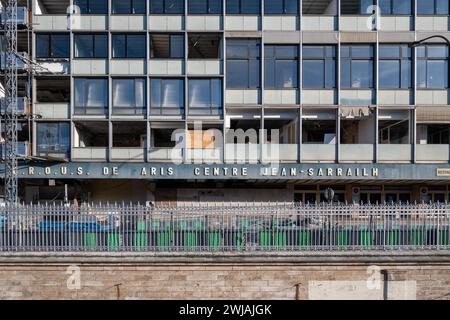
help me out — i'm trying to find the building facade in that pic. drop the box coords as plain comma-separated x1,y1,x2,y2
2,0,450,204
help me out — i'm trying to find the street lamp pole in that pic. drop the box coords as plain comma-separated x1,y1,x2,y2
409,35,450,48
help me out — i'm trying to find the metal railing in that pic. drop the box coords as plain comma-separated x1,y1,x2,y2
0,203,449,252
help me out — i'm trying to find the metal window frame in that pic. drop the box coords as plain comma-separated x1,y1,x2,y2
264,44,299,89
378,44,413,89
111,33,147,59
302,45,337,89
226,39,261,89
416,44,449,89
341,44,376,89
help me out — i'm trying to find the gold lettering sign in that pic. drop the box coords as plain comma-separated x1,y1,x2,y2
437,169,450,177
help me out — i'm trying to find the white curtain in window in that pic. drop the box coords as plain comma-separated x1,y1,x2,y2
75,79,107,107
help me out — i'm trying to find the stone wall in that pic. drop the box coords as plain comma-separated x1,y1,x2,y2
0,253,449,300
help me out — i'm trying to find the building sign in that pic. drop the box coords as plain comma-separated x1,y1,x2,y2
1,162,450,181
437,168,450,177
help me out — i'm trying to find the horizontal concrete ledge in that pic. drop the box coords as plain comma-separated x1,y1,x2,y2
1,251,450,265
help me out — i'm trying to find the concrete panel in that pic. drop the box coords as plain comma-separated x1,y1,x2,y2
302,144,336,162
379,17,412,31
72,148,108,161
187,60,222,75
340,16,374,32
225,16,259,31
378,145,412,162
302,31,339,44
72,60,108,75
110,60,147,75
110,15,146,31
416,145,450,163
302,90,336,105
264,16,298,31
378,90,412,105
186,16,222,31
148,15,184,31
78,16,108,31
225,90,260,105
340,145,374,163
111,148,145,161
33,15,67,31
34,103,70,119
302,16,336,31
264,31,301,43
264,89,298,105
149,60,184,75
340,90,374,105
416,90,449,105
416,17,449,32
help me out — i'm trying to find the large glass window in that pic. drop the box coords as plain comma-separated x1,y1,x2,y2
417,45,449,89
188,0,223,14
112,0,146,14
226,39,260,89
112,34,147,58
112,79,146,115
265,45,298,88
74,34,108,58
150,34,184,58
226,0,260,14
36,34,70,59
37,123,70,157
188,79,222,115
379,0,412,15
150,0,184,14
379,45,412,88
417,0,449,15
151,79,185,115
264,0,298,14
74,78,108,115
341,0,375,14
341,45,374,88
302,46,336,89
74,0,108,14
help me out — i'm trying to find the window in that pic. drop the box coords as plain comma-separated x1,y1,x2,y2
379,45,411,88
188,33,221,58
188,79,222,115
150,34,184,58
112,34,147,58
417,0,449,15
302,46,336,89
112,79,146,115
74,78,108,115
303,0,337,15
112,0,146,14
74,0,108,14
74,34,108,58
151,79,185,115
150,0,184,14
417,45,449,89
379,0,412,15
37,123,70,156
265,45,298,88
36,34,70,59
226,39,260,89
264,0,298,14
188,0,223,14
226,0,260,14
341,45,374,88
341,0,375,14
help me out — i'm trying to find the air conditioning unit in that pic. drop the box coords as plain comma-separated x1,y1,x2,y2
0,97,30,114
0,52,29,72
1,7,29,27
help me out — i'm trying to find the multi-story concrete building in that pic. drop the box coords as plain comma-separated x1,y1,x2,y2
1,0,450,204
